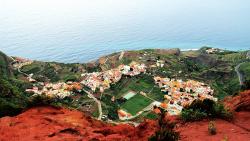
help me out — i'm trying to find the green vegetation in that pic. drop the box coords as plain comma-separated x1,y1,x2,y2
63,74,78,82
20,61,85,82
121,94,153,115
181,99,233,122
144,112,159,120
181,109,207,121
239,62,250,89
0,77,30,117
106,74,163,101
87,48,247,121
0,48,248,123
0,52,30,117
219,52,247,63
21,62,41,74
0,52,79,118
0,51,12,76
149,109,179,141
212,74,241,99
100,94,119,120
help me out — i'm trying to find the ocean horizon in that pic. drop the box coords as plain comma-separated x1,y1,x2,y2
1,0,250,63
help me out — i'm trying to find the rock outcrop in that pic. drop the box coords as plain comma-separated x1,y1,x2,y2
0,106,157,141
224,90,250,112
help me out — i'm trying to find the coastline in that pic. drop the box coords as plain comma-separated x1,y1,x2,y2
3,47,249,64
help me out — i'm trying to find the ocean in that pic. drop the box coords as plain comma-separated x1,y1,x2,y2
0,0,250,63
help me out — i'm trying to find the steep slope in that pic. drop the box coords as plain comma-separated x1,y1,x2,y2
0,51,29,117
0,51,12,77
0,106,157,141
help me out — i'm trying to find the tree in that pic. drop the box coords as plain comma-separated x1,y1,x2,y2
149,109,179,141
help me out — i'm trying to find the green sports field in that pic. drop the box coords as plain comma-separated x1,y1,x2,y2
121,94,153,116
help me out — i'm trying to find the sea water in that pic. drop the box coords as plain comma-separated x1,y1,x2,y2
0,0,250,63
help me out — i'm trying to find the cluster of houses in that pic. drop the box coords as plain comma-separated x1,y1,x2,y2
81,62,146,92
118,109,132,120
26,82,82,99
154,76,217,115
149,60,165,68
205,48,221,54
24,61,146,98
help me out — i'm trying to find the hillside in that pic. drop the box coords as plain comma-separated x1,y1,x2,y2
1,48,249,119
0,51,30,117
0,48,249,140
0,51,12,77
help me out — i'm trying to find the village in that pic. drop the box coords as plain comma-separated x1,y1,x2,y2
81,61,146,92
24,61,147,100
153,76,217,115
25,82,82,99
12,56,218,121
116,76,217,120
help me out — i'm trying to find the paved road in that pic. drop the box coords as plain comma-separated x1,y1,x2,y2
235,63,244,86
9,56,29,76
235,51,250,86
83,89,103,120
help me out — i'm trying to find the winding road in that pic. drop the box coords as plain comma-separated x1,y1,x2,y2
235,51,250,86
82,89,103,120
9,56,29,76
235,63,244,86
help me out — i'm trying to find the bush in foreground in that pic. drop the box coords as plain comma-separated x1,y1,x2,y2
149,109,179,141
181,99,233,122
208,121,217,135
181,109,207,122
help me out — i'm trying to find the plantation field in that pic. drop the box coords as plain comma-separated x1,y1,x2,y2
106,74,164,101
121,94,153,116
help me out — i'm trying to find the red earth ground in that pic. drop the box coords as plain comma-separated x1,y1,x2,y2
0,91,249,141
0,106,157,141
176,111,250,141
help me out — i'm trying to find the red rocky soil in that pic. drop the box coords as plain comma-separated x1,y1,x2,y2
177,90,250,141
0,90,249,141
177,111,250,141
0,106,157,141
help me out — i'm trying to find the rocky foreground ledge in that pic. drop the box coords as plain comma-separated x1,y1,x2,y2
0,106,157,141
0,91,249,141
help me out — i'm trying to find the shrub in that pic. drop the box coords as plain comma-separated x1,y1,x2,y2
149,129,180,141
0,78,28,117
149,109,179,141
27,94,54,107
0,98,23,117
181,109,207,122
208,121,217,135
181,99,233,122
63,74,78,82
213,103,233,120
